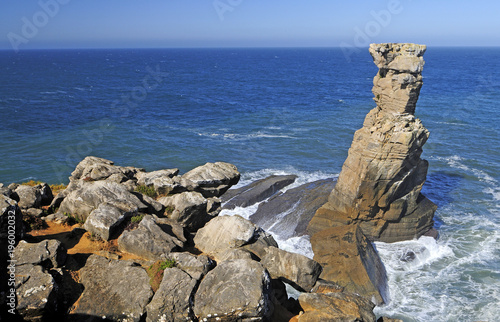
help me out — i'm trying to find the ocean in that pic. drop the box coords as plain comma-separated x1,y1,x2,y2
1,47,499,321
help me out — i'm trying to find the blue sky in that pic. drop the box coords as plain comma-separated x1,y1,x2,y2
1,0,499,50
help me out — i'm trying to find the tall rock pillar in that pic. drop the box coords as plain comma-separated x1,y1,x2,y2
308,43,436,243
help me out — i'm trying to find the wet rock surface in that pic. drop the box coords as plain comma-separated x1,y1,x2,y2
222,174,297,210
250,178,336,239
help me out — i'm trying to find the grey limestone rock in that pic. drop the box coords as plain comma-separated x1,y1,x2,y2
72,254,153,321
250,178,336,239
194,215,258,256
213,248,254,263
36,183,54,206
0,194,24,240
222,174,297,210
15,185,42,209
118,215,184,260
261,246,322,292
14,239,67,268
57,180,147,222
169,252,214,281
241,228,279,260
25,208,44,217
69,156,141,182
83,202,137,241
194,259,273,321
146,267,197,322
158,191,211,231
15,264,59,321
182,162,240,198
136,168,179,186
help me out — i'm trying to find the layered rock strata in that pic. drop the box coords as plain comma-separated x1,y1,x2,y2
308,43,436,242
311,225,388,305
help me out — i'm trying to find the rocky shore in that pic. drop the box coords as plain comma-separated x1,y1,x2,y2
1,43,435,322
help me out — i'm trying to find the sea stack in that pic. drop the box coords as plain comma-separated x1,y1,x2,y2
308,43,436,243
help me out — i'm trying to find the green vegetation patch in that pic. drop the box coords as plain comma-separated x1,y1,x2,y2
135,185,157,198
64,212,84,225
164,205,175,215
131,214,144,224
147,258,176,292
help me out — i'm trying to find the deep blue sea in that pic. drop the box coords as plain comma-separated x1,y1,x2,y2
1,47,499,321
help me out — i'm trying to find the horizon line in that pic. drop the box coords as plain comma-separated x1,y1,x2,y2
1,44,500,52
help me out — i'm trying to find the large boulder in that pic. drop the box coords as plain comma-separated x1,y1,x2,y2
0,185,13,198
250,178,336,239
298,292,376,322
72,254,153,321
194,215,258,256
14,240,67,268
308,43,436,242
69,156,141,182
214,248,254,262
0,194,24,240
136,169,185,195
83,202,137,241
222,174,297,209
15,185,42,209
169,252,214,281
35,183,54,206
118,215,185,260
310,225,388,305
241,228,279,260
146,267,197,322
134,193,164,214
57,180,147,222
261,246,322,292
136,168,179,186
182,162,240,198
194,259,273,321
15,264,59,321
158,191,211,231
